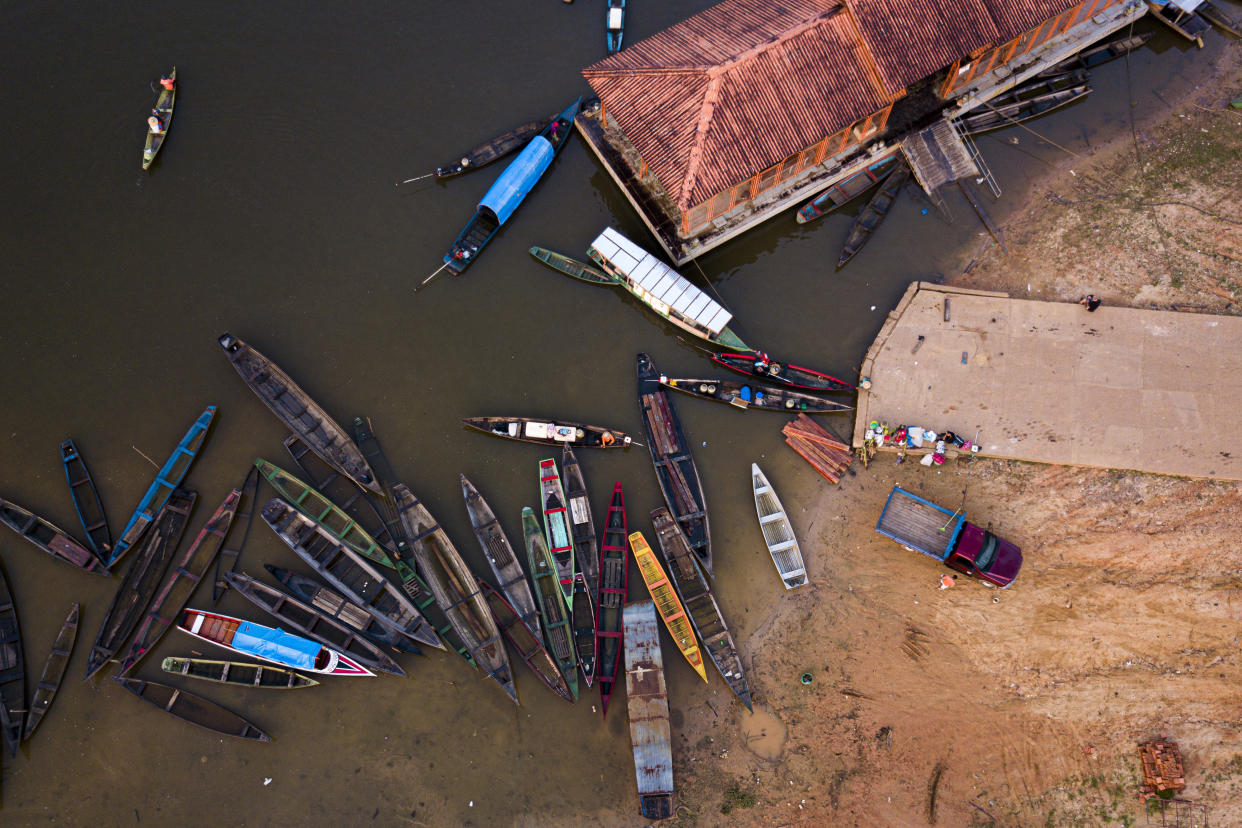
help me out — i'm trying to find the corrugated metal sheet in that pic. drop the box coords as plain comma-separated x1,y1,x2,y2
623,600,673,800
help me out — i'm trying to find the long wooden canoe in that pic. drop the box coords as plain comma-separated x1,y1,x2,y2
261,498,439,651
478,580,574,703
627,530,707,683
116,677,271,741
561,445,597,687
23,603,79,742
463,416,633,449
86,489,197,680
142,67,175,170
60,440,112,562
751,464,807,589
287,431,399,553
540,458,575,608
110,405,215,567
1146,0,1211,43
0,496,109,575
529,246,616,285
161,657,319,689
216,577,395,676
623,600,675,821
118,489,241,677
1202,0,1242,36
523,507,578,700
796,153,900,224
637,353,712,574
218,334,381,494
651,508,751,709
434,114,555,178
596,483,628,717
264,565,421,655
212,466,258,603
462,475,540,638
394,484,515,702
0,565,26,757
961,85,1091,135
658,376,853,414
837,164,910,268
255,458,395,571
711,351,855,393
1036,32,1152,78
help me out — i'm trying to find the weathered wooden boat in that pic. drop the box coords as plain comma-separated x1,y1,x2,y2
218,334,381,494
142,67,176,170
462,475,540,638
161,657,319,689
285,433,399,554
711,351,855,393
189,593,378,677
523,507,578,700
260,498,440,651
651,508,751,710
622,600,675,821
0,496,109,575
60,440,112,562
1201,0,1242,35
637,353,712,574
540,458,576,608
627,530,707,682
837,163,910,267
1036,31,1153,77
115,677,271,741
657,375,854,414
264,565,421,655
255,458,395,571
795,153,900,224
588,228,749,351
478,580,575,703
223,574,405,675
596,483,628,717
394,483,515,700
212,466,258,603
442,98,582,277
561,444,597,687
110,405,215,567
529,246,616,285
960,70,1091,135
1147,0,1211,44
117,489,241,677
22,603,79,742
85,489,197,681
0,564,26,757
751,464,807,589
606,0,626,52
463,416,633,449
434,114,555,178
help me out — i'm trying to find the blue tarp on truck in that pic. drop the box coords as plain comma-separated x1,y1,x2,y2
875,486,965,561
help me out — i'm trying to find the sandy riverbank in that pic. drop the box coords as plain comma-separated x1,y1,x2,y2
660,41,1242,828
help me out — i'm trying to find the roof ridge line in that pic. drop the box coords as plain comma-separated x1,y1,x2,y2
680,74,723,210
704,6,845,80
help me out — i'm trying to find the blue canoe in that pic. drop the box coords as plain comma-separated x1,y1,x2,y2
108,405,216,567
607,0,626,53
442,97,582,276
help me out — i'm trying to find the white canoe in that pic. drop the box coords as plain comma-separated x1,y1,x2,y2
751,464,807,589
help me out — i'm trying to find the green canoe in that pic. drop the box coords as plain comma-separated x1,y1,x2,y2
143,66,176,170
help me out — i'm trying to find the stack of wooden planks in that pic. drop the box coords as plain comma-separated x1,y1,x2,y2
1137,737,1186,801
783,414,853,484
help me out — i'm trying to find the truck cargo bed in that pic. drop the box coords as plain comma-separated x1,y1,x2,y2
875,487,961,558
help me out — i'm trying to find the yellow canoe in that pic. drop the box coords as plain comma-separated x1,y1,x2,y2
628,530,707,682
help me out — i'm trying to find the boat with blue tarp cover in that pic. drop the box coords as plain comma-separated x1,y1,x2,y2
441,98,582,276
177,608,374,677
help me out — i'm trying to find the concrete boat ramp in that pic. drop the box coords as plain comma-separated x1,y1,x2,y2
853,283,1242,481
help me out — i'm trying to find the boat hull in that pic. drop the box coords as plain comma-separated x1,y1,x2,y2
623,600,674,820
659,376,853,413
523,507,578,699
711,351,855,392
116,677,270,741
60,440,112,562
464,416,632,448
595,483,628,716
142,66,175,170
23,603,79,742
751,464,807,589
161,657,319,689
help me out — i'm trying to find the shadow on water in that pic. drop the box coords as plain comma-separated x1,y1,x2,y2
0,1,1229,823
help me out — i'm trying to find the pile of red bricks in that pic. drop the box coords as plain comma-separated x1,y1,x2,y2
783,414,853,484
1137,738,1186,802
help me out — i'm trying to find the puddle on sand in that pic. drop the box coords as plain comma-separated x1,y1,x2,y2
740,705,788,760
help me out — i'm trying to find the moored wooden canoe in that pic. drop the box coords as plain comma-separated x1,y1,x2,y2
796,153,899,224
529,246,616,285
711,351,855,393
142,67,175,170
838,164,910,268
463,416,633,449
637,353,712,574
291,429,399,553
523,507,578,700
595,483,628,717
23,603,79,742
115,676,271,741
219,334,381,495
0,496,109,575
561,445,597,687
0,566,26,757
212,467,259,604
751,464,807,589
478,580,575,703
627,530,707,683
651,508,751,709
658,376,853,414
540,458,575,608
161,657,319,689
60,440,112,562
462,475,540,638
435,115,555,178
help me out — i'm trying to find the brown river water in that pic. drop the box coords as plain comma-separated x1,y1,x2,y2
0,1,1219,823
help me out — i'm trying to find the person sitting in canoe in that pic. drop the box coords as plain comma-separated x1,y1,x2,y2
159,74,175,91
148,114,165,134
